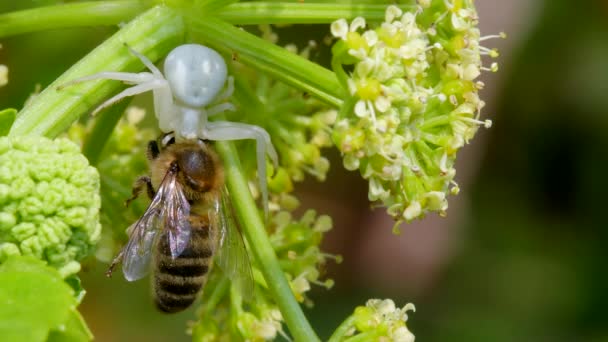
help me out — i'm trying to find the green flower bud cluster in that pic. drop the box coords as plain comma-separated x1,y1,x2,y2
269,199,337,306
330,1,500,227
347,299,416,341
0,136,101,277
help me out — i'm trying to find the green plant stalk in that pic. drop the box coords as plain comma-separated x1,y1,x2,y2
201,275,230,314
8,6,184,138
215,140,320,342
0,0,150,38
0,108,17,136
189,16,344,107
82,98,131,166
217,2,415,24
327,314,357,342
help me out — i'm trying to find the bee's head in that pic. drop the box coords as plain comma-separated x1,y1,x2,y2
160,133,220,194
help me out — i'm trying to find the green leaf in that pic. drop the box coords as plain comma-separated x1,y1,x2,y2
0,256,81,342
0,108,16,136
64,274,86,304
47,309,93,342
0,1,148,38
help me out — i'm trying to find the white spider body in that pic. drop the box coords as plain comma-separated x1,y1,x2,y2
61,44,277,214
164,44,227,109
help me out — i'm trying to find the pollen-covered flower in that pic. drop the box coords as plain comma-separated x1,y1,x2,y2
331,1,501,227
237,305,284,341
0,136,101,277
349,299,416,341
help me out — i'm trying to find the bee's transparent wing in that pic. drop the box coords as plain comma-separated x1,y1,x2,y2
163,174,192,258
215,189,255,300
121,168,191,281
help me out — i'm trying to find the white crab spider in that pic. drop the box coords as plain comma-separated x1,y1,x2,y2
61,44,278,214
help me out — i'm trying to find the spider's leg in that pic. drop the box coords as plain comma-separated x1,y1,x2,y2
202,121,278,218
57,71,155,90
91,79,166,116
212,76,235,103
152,86,179,132
124,44,163,77
206,102,236,117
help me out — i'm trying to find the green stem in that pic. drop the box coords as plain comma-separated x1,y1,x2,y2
344,331,382,342
202,275,230,314
217,2,413,24
82,99,131,166
8,6,184,138
215,141,320,342
327,314,357,342
0,0,151,38
189,17,344,107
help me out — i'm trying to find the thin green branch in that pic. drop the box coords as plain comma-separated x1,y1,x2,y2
217,2,415,24
0,0,151,38
327,314,357,342
82,99,131,166
0,109,17,136
9,6,184,138
215,140,320,342
189,17,344,107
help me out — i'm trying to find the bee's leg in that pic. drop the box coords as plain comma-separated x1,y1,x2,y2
105,248,125,277
147,140,160,160
125,176,154,206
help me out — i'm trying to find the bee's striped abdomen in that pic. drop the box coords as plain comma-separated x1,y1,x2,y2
153,218,214,313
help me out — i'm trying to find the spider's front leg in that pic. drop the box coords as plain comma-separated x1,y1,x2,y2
201,121,278,217
57,71,166,116
57,44,171,117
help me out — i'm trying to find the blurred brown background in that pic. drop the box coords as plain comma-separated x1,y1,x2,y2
1,1,608,341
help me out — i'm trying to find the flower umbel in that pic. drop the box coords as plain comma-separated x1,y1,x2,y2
331,1,499,228
353,299,416,341
0,136,101,277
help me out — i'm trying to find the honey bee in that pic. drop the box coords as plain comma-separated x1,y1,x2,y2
107,133,253,313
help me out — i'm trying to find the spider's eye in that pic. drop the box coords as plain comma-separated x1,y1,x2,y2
161,133,176,147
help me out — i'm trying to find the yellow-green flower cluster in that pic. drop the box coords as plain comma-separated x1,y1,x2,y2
331,1,499,226
349,299,416,341
0,136,101,277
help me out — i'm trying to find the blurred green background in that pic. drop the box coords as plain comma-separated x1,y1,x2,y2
1,1,608,341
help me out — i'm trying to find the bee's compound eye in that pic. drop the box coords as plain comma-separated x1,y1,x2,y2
161,133,176,147
163,44,228,108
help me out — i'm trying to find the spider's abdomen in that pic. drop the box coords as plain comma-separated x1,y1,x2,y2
163,44,227,108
